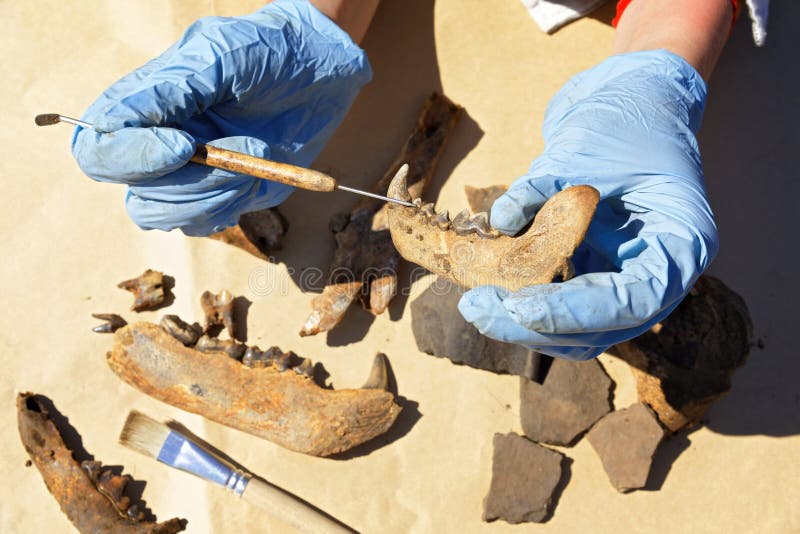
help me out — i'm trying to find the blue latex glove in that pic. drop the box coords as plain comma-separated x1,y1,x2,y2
459,50,718,360
72,0,371,236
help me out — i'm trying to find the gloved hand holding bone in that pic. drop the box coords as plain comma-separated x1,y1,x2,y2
459,0,733,359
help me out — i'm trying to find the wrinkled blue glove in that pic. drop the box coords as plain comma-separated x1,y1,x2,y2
72,0,371,236
459,50,718,360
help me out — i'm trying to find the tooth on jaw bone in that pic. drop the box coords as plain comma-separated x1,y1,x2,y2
200,290,235,338
387,168,600,291
294,358,314,379
196,335,246,360
160,314,200,346
436,209,451,230
107,322,402,456
412,198,423,208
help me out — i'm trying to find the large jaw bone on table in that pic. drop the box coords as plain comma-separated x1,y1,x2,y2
300,93,463,336
107,322,401,457
387,165,599,291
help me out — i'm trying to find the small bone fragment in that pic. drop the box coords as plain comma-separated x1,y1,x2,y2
107,323,401,456
196,335,246,361
387,166,599,290
200,290,235,337
159,315,200,346
300,93,463,336
118,269,167,311
17,393,186,533
92,313,127,333
586,403,665,492
483,433,565,524
208,207,288,260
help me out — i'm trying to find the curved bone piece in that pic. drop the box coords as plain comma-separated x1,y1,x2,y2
387,165,599,290
107,323,402,457
17,393,186,533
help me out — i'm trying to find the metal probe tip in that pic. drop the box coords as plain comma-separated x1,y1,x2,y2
35,113,94,129
335,184,417,208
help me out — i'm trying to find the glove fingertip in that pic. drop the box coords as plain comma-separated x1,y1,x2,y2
490,183,550,236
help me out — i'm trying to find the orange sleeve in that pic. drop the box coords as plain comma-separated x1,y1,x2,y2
612,0,740,28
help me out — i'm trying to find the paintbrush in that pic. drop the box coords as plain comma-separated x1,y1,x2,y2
119,410,355,534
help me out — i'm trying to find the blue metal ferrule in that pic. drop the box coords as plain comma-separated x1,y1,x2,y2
157,430,251,496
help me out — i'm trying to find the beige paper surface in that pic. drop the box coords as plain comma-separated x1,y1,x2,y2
2,1,798,533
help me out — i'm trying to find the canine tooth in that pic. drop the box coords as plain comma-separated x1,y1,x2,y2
92,313,127,333
361,353,390,391
293,358,314,378
436,210,451,230
387,164,411,202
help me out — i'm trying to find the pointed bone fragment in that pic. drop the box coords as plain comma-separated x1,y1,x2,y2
300,93,463,336
388,166,599,290
106,323,401,456
17,393,186,533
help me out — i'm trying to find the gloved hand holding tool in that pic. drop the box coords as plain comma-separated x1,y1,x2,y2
459,0,735,359
69,0,376,236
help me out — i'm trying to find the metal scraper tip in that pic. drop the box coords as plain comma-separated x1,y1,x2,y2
35,113,93,128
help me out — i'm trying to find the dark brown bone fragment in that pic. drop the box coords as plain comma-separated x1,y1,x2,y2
118,269,167,312
387,166,599,290
200,290,235,337
208,207,288,260
611,275,752,432
300,93,463,336
107,322,401,457
17,393,186,533
92,313,127,333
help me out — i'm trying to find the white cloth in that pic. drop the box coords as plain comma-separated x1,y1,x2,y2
521,0,770,46
520,0,609,33
746,0,769,46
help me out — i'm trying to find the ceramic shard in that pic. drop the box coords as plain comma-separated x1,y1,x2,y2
586,403,665,492
519,358,613,445
483,432,565,524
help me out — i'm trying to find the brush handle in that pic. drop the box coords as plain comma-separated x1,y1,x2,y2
242,477,354,534
190,144,337,192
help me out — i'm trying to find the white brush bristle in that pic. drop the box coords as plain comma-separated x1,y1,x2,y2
119,410,171,459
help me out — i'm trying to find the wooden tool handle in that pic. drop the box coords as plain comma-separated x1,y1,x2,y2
242,477,355,534
191,144,337,192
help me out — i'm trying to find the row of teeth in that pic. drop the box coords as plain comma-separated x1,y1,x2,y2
411,198,500,238
159,315,314,378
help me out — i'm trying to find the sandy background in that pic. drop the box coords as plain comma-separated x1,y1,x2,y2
2,1,798,532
